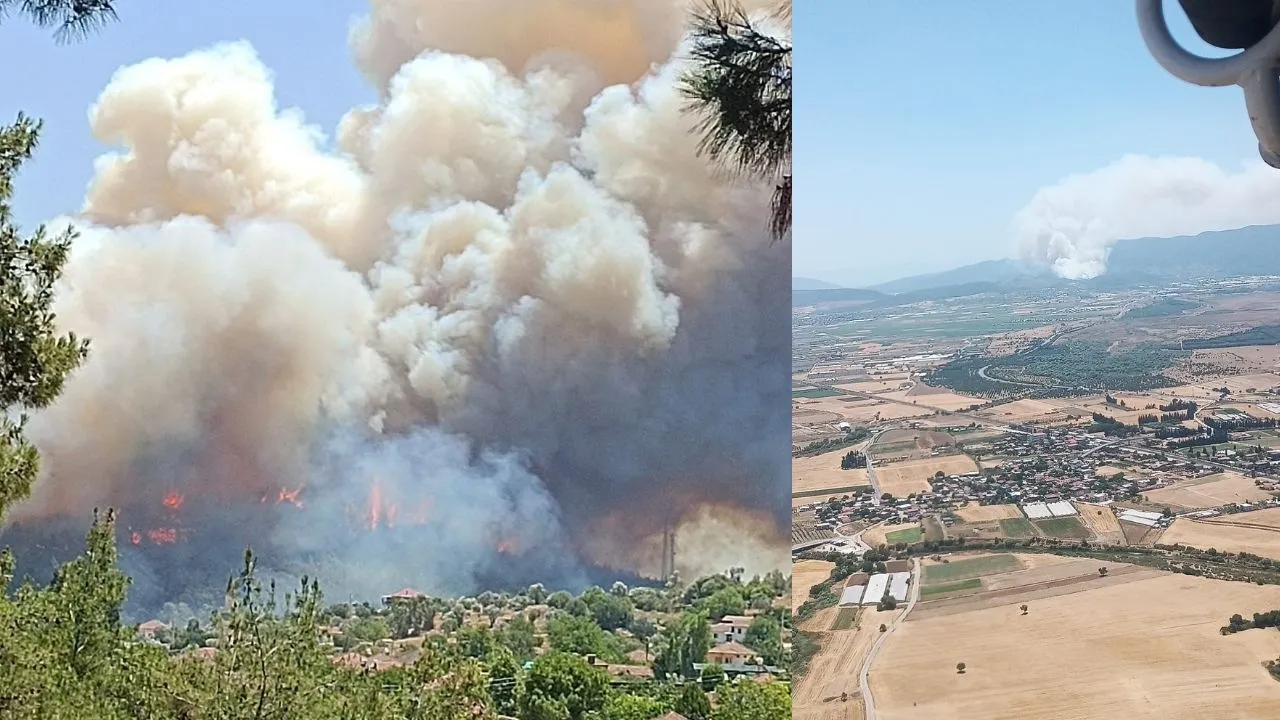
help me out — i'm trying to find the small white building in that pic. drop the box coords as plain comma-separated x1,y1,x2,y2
839,585,865,607
860,572,910,605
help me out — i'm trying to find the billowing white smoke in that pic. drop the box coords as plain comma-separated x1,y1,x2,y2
11,0,791,605
1014,155,1280,279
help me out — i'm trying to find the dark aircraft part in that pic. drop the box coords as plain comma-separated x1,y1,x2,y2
1178,0,1278,50
1138,0,1280,168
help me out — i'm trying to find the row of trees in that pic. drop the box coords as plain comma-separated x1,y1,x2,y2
2,519,790,719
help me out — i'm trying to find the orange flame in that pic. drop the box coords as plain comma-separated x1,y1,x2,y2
277,484,304,507
367,477,383,529
147,528,178,544
162,491,184,510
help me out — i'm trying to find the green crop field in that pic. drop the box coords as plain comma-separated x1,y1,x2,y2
885,527,924,544
919,577,982,599
998,517,1036,538
831,607,861,630
1034,516,1091,539
922,554,1020,583
793,387,843,399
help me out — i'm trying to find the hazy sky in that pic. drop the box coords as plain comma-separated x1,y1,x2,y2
795,0,1262,288
1,0,371,229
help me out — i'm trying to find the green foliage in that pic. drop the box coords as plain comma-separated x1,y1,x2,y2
599,692,668,720
497,615,538,662
520,651,608,720
709,678,791,720
653,612,712,679
346,613,391,643
547,614,624,662
699,662,726,690
681,0,792,238
1122,297,1199,319
1183,324,1280,350
742,617,783,666
932,341,1185,395
581,586,634,631
675,681,713,720
0,116,91,522
456,624,498,658
698,587,745,621
0,0,118,41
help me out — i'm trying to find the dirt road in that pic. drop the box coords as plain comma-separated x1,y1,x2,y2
859,557,921,720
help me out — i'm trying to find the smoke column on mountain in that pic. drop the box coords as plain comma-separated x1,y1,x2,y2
8,0,791,609
1014,155,1280,279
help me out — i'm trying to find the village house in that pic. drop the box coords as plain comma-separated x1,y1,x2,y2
137,619,168,639
705,641,757,666
380,588,426,606
710,614,754,645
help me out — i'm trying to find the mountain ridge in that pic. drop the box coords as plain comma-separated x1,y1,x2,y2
795,224,1280,295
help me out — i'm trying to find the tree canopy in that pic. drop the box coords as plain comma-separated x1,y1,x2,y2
0,0,119,41
681,0,792,241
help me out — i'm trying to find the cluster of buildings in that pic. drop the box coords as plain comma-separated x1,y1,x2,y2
838,568,911,607
798,424,1280,550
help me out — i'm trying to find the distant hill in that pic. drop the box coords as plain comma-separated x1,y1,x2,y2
867,225,1280,294
792,287,885,306
870,260,1054,294
793,276,844,290
791,281,1003,308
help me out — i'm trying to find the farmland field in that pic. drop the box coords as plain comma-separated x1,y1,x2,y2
1144,471,1273,509
886,527,924,544
793,448,871,497
1158,509,1280,561
1075,502,1125,544
922,554,1021,583
919,577,982,599
831,607,861,631
1033,516,1091,539
870,569,1280,719
997,517,1035,538
865,522,921,548
794,387,844,399
873,455,977,496
954,504,1023,522
793,559,835,613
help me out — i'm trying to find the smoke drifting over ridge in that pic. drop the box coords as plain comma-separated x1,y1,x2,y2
6,0,791,610
1014,155,1280,279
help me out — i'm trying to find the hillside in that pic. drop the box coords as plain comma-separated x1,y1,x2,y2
793,276,844,290
868,225,1280,294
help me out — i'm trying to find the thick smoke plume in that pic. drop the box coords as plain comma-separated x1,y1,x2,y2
5,0,790,611
1014,155,1280,279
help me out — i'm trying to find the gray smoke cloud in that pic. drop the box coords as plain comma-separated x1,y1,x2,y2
8,0,791,607
1014,155,1280,279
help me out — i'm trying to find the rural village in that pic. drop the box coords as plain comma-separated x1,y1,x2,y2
792,281,1280,720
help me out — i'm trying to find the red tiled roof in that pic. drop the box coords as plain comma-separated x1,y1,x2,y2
383,588,426,599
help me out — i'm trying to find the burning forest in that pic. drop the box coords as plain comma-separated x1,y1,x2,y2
0,0,790,615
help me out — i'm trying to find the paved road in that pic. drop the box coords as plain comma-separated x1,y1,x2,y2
858,557,921,720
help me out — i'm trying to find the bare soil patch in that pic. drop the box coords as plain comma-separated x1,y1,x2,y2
871,571,1280,720
874,455,977,496
793,449,871,496
953,504,1023,523
1075,502,1125,544
792,559,835,613
1145,471,1273,509
884,389,983,412
1159,512,1280,560
836,380,910,394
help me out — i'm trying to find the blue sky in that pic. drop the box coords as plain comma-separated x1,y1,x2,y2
0,0,371,229
795,0,1260,287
